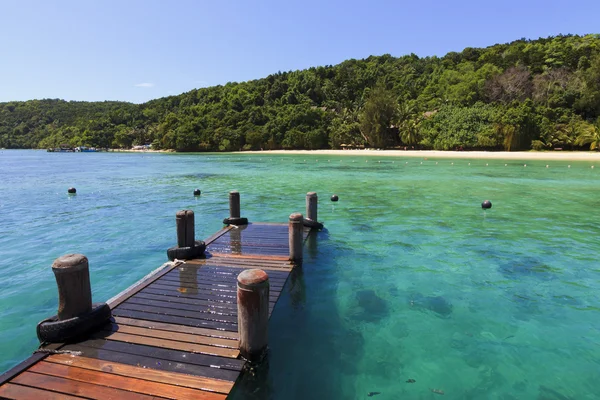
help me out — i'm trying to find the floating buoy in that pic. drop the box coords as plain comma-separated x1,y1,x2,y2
505,164,507,166
524,164,527,167
193,189,201,196
546,165,549,168
481,200,492,209
568,165,571,168
468,163,470,166
592,166,595,169
331,194,339,202
486,163,488,166
67,187,76,194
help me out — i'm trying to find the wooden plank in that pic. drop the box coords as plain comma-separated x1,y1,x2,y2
203,226,233,244
148,279,283,298
0,382,85,400
65,340,241,382
30,361,227,400
94,330,239,358
115,301,245,324
12,370,155,400
170,269,289,284
187,258,293,268
142,283,280,304
0,342,65,386
104,323,238,349
46,354,234,395
113,304,237,332
113,316,239,340
136,290,240,313
107,261,181,309
111,308,239,332
205,252,290,262
122,298,240,323
161,272,286,288
77,338,243,371
185,263,291,276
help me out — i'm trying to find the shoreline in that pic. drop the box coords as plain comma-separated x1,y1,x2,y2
14,148,599,161
241,149,600,161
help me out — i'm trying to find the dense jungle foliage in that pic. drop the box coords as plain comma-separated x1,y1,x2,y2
1,34,600,151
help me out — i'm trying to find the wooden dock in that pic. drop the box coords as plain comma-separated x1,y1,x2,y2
0,221,313,399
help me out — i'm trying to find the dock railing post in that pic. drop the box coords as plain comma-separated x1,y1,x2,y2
176,210,195,248
237,269,269,361
223,190,248,225
167,209,206,261
36,254,111,343
289,212,303,262
303,192,323,229
306,192,317,222
53,254,92,320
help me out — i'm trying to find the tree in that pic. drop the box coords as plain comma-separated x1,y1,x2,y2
358,84,397,148
575,118,600,150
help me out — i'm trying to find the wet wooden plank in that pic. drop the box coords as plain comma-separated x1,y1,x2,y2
104,323,238,349
147,279,283,298
135,290,241,313
161,272,286,288
113,317,239,340
32,361,227,400
121,298,240,323
141,283,280,304
0,382,85,400
93,330,239,358
111,308,239,332
12,370,155,400
107,261,181,309
46,354,234,395
62,341,241,381
113,304,238,331
186,263,292,276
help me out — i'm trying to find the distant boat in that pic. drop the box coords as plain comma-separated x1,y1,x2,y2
75,146,98,152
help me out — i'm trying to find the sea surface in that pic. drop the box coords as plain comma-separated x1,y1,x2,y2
0,150,599,399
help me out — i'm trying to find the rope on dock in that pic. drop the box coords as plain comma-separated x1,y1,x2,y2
34,348,82,356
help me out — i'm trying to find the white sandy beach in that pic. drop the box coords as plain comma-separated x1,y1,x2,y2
245,149,600,161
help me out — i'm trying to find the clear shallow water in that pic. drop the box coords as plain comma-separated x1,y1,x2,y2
1,150,599,399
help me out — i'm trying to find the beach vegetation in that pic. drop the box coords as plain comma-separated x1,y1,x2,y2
1,34,600,152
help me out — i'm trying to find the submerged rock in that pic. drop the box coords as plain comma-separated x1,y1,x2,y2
352,289,389,323
410,293,453,317
498,256,557,280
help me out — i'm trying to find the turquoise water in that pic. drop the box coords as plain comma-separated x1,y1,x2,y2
1,150,599,399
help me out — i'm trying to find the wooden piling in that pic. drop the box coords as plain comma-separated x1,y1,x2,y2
229,191,241,219
237,269,269,361
52,254,92,320
223,191,248,225
176,210,195,248
306,192,318,222
289,213,303,262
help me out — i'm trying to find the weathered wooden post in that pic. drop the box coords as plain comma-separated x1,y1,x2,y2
167,209,206,261
289,212,303,262
306,192,318,222
237,269,269,361
177,209,195,248
53,254,92,319
303,192,323,229
223,191,248,225
36,254,111,343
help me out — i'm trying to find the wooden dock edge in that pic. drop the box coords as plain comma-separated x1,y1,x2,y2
0,225,235,387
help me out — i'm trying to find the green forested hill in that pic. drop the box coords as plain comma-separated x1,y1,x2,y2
2,34,599,151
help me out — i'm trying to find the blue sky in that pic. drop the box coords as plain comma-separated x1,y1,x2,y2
1,0,598,103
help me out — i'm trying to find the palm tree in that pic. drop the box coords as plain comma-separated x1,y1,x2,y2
575,119,600,150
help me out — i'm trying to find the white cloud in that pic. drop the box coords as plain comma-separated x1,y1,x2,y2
135,82,154,88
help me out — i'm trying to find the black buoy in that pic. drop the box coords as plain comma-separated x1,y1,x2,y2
193,189,201,196
67,187,76,194
331,194,339,202
482,200,492,209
